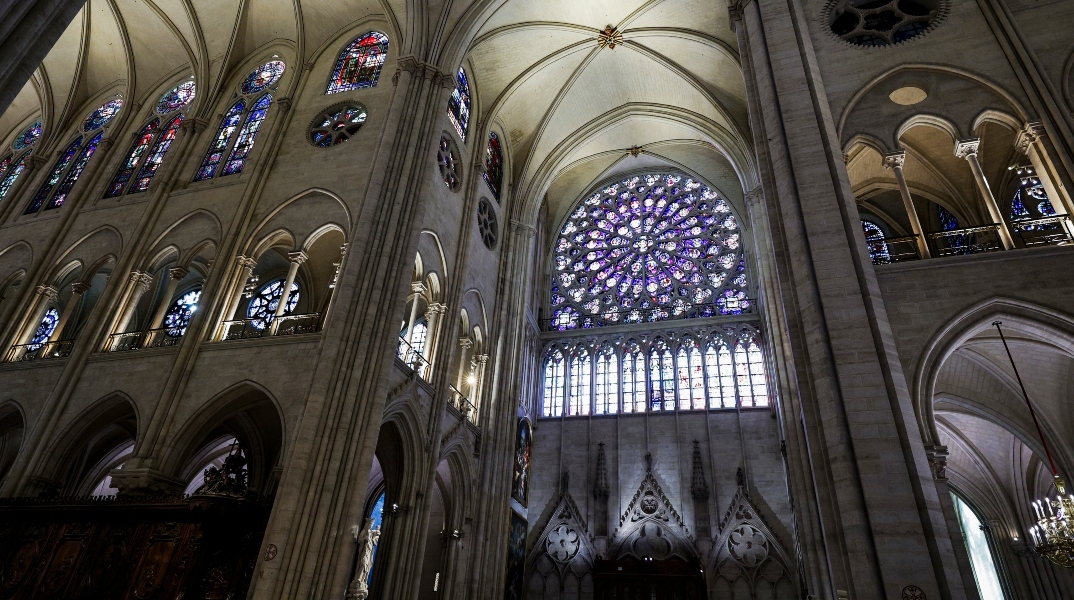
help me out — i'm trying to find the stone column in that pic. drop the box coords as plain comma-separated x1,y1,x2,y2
146,267,188,339
1016,122,1074,236
112,271,154,337
455,337,473,396
19,284,58,346
954,138,1015,249
471,353,489,417
882,151,931,258
46,281,90,343
215,256,258,339
926,446,982,600
269,251,307,335
423,302,446,374
403,281,428,349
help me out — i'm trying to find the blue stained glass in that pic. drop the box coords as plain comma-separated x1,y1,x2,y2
27,308,60,351
247,278,299,330
222,94,271,176
550,173,746,329
0,154,29,203
0,155,10,180
327,32,388,94
483,132,503,201
164,288,201,337
241,61,285,95
195,100,245,180
131,115,183,193
1011,167,1056,219
447,68,471,141
365,491,386,586
84,99,123,131
1010,190,1029,219
106,120,159,198
26,137,81,213
13,121,41,150
938,205,959,231
157,80,196,114
47,132,102,209
862,220,890,264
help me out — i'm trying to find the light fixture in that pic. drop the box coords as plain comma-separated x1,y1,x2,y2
993,321,1074,567
466,374,477,386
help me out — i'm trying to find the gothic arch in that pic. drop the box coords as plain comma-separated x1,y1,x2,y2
142,209,222,270
250,188,351,251
0,400,26,483
46,226,123,283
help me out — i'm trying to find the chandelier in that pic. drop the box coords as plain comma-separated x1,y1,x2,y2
993,321,1074,567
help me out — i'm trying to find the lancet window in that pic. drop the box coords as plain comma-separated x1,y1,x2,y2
447,68,471,141
106,80,193,197
1010,166,1056,221
483,132,503,201
327,32,388,94
541,327,769,417
0,121,40,204
196,62,283,180
861,220,890,263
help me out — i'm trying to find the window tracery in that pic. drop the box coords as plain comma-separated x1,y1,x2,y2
241,61,285,94
196,100,245,180
0,153,28,203
223,94,272,176
197,62,281,181
1010,166,1056,220
131,115,183,193
164,288,201,337
46,132,102,210
13,121,41,150
28,307,60,351
447,68,471,141
247,279,299,330
107,81,193,197
540,327,769,417
477,198,498,249
309,103,367,147
157,80,196,113
550,173,749,330
327,32,388,94
106,119,159,197
483,132,503,201
84,98,123,131
861,219,890,263
437,134,460,191
829,0,938,46
26,137,81,213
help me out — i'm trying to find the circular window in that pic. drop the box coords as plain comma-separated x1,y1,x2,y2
438,134,461,191
309,103,368,147
241,60,285,95
829,0,939,47
248,279,299,329
477,199,498,250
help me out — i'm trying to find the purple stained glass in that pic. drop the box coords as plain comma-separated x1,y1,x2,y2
483,132,503,201
46,132,102,209
241,61,285,95
222,94,271,176
0,154,29,203
26,137,81,213
13,121,41,150
550,173,747,329
84,99,123,131
326,32,388,94
105,119,159,198
447,68,470,141
195,99,245,180
0,155,9,179
157,80,196,114
131,115,183,193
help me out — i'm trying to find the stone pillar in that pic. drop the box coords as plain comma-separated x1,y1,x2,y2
593,442,610,538
19,284,58,346
1016,122,1074,236
215,256,258,340
423,302,446,373
471,353,489,416
46,281,89,343
926,445,982,600
954,138,1015,249
455,337,473,395
147,267,187,336
269,251,307,334
882,151,931,259
403,281,427,349
112,271,154,337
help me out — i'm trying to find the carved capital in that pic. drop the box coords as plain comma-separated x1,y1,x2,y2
881,150,906,170
954,138,980,159
35,285,59,299
727,0,753,22
925,444,949,481
168,266,189,280
458,337,473,349
275,97,293,113
287,251,308,265
70,281,91,295
474,353,489,365
130,270,153,292
180,117,211,135
410,281,427,295
1015,121,1045,154
744,187,764,206
27,155,50,170
236,255,258,270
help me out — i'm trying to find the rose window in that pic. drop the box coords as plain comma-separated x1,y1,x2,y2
550,173,749,330
829,0,938,47
438,135,461,191
477,199,498,249
309,103,368,147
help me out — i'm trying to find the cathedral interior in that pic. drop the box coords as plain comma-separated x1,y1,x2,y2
0,0,1072,598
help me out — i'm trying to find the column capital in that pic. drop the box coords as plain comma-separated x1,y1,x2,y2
130,270,154,292
287,251,308,265
180,117,211,135
236,255,258,270
881,150,906,169
744,186,764,206
410,281,427,295
727,0,753,22
168,266,189,280
27,154,50,170
924,444,949,482
474,353,489,365
70,281,91,295
1015,121,1045,154
35,285,59,299
458,337,473,349
276,97,293,113
953,138,980,159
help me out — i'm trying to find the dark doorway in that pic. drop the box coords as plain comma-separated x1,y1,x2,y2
593,559,706,600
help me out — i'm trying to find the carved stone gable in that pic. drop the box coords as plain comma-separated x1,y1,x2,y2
609,456,695,562
710,487,798,598
529,481,596,580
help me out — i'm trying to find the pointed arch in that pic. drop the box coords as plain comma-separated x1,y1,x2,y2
326,31,389,94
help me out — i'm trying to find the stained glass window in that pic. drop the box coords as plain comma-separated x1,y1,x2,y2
241,61,285,95
1011,166,1055,220
705,342,735,409
0,156,9,179
28,307,60,351
222,94,271,176
567,350,591,416
46,132,102,210
105,119,159,198
735,340,768,407
27,137,81,213
649,340,674,411
594,345,618,414
447,68,471,141
196,100,245,180
309,103,367,147
482,132,503,201
365,491,386,586
13,121,41,150
861,220,890,264
157,80,196,114
677,338,705,410
84,99,123,131
542,349,566,417
247,278,299,330
952,493,1006,600
131,115,183,193
0,154,28,203
550,174,748,330
327,32,389,94
623,341,646,413
938,205,959,231
164,288,201,337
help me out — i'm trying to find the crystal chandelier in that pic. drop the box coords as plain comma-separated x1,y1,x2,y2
993,321,1074,567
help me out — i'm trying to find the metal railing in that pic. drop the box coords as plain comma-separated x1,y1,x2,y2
869,235,921,265
448,385,478,424
5,340,75,362
105,327,184,352
927,224,1004,257
540,298,755,332
396,338,430,379
1012,215,1072,247
219,313,321,341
